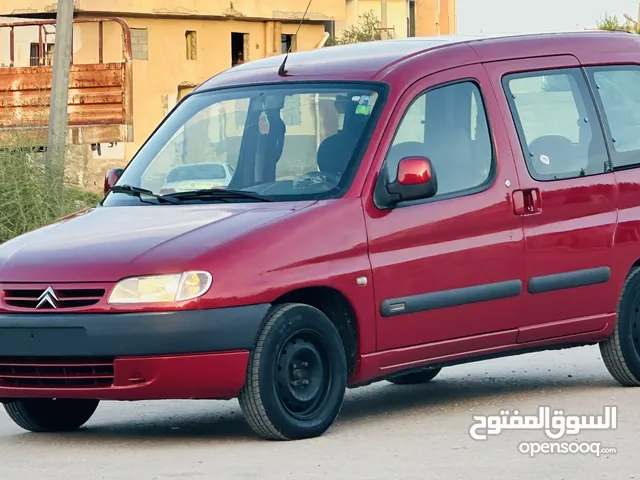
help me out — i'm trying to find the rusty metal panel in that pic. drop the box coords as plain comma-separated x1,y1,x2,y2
0,17,133,147
0,125,129,147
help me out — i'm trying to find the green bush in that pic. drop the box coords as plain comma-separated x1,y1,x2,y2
0,147,103,244
596,12,640,33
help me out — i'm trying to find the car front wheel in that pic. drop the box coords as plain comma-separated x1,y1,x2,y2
239,303,347,440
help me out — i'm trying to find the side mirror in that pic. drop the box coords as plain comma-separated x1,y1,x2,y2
375,156,437,208
104,168,124,195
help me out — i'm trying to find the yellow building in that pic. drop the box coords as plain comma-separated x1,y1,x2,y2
0,1,455,186
334,0,456,39
0,0,342,168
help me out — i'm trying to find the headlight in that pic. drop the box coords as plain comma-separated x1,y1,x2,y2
108,271,212,304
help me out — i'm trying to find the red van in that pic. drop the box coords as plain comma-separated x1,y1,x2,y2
2,31,640,441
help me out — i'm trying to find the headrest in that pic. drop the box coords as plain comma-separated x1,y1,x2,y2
528,135,574,174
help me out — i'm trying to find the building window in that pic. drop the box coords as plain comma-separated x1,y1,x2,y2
185,31,197,60
131,28,149,60
29,43,54,66
281,34,296,54
323,21,335,37
408,0,416,37
231,32,248,66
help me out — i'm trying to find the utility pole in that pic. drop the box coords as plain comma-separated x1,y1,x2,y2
380,0,388,40
45,0,74,178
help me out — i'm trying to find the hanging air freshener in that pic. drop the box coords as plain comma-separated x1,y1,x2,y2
258,104,270,135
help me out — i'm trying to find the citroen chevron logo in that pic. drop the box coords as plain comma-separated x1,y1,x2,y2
36,286,59,309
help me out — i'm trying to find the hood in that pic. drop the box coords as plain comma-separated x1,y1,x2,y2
0,202,313,283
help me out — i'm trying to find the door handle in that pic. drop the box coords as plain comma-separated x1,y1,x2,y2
512,188,541,216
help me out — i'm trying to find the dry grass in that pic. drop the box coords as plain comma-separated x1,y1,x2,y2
0,146,103,244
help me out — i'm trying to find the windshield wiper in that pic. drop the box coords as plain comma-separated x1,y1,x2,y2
109,185,181,204
164,188,273,203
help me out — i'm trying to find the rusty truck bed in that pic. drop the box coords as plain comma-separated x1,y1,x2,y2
0,17,133,147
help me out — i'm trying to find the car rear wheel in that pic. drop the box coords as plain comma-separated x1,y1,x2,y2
387,367,442,385
3,398,100,432
239,303,347,440
600,267,640,386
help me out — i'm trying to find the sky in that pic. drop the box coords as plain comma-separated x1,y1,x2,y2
456,0,640,33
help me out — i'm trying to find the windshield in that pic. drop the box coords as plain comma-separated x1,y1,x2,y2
166,164,227,182
103,82,385,206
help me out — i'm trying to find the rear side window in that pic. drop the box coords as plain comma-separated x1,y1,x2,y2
587,66,640,167
503,68,609,181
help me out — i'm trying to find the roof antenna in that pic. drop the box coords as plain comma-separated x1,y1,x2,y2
278,0,313,77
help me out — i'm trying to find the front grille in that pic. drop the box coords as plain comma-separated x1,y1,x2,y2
0,357,115,388
2,288,105,309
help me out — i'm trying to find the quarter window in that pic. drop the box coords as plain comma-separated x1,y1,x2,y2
385,81,494,199
503,69,609,181
588,66,640,167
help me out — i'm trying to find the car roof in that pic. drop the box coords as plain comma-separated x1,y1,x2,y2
195,30,639,91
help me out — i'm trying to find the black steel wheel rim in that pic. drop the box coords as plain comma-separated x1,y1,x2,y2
274,329,331,420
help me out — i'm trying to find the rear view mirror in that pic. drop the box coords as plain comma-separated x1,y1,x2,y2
104,168,124,195
375,156,438,208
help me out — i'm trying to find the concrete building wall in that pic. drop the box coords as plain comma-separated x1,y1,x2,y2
359,0,409,38
0,12,327,178
0,1,456,188
0,18,41,67
5,0,346,22
414,0,456,36
0,17,101,67
335,0,456,39
110,17,325,162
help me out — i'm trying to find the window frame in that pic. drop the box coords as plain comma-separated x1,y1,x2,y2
374,78,498,210
585,64,640,170
502,67,611,182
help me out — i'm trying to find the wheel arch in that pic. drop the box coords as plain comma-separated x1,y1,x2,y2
272,286,359,375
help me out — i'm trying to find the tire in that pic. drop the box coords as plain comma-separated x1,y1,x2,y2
388,367,442,385
239,303,347,441
600,267,640,386
4,398,99,432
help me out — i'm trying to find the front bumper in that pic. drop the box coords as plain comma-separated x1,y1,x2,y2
0,304,270,400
